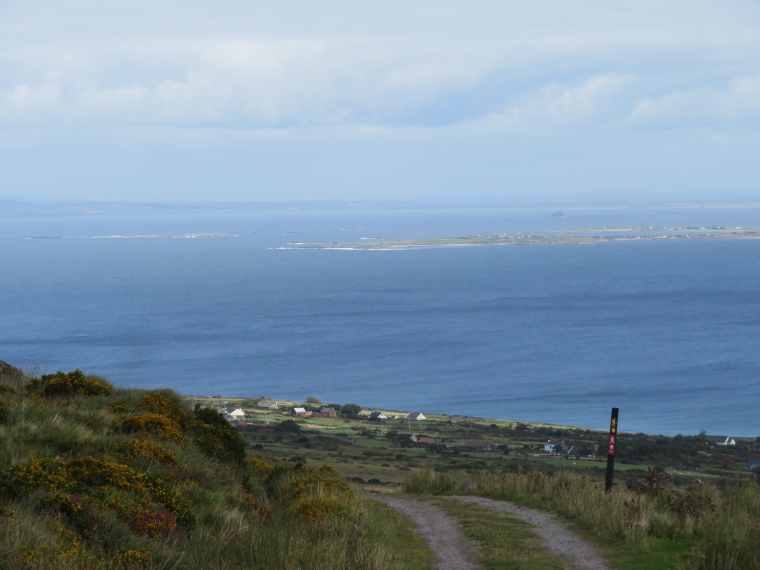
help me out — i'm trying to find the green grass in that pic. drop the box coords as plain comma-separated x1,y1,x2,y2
0,369,415,569
428,497,565,569
366,498,433,570
353,439,393,448
402,467,760,570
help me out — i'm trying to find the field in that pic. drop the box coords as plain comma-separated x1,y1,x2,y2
189,395,759,487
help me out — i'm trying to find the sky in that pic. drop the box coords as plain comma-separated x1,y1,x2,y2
1,1,759,205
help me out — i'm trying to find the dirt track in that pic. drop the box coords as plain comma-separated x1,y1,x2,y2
371,494,612,570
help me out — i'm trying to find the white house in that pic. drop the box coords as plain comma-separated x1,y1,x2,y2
258,402,278,410
543,440,567,454
405,412,426,421
223,407,245,418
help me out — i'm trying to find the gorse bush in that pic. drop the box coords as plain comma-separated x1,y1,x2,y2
118,412,186,445
0,368,402,569
191,406,247,467
36,369,113,398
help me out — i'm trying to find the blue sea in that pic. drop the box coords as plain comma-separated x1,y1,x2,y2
1,206,759,436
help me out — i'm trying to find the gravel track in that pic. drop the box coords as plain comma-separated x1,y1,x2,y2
371,495,481,570
371,494,612,570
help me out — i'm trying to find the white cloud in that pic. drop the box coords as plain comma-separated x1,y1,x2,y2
1,0,759,201
454,75,637,135
628,74,760,128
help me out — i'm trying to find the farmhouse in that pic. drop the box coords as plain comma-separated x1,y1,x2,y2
319,407,337,418
258,402,278,410
368,411,387,420
543,440,567,454
404,412,426,421
293,407,312,418
706,436,736,445
223,407,245,418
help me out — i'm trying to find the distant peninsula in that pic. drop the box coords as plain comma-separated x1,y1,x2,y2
283,226,760,250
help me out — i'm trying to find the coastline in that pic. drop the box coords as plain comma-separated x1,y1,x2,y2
283,226,760,250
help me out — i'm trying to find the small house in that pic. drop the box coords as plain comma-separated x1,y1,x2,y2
396,433,418,444
258,402,278,410
563,445,582,459
706,436,736,446
319,407,337,418
543,440,567,454
404,412,426,421
417,437,436,446
293,407,312,418
368,411,387,420
223,407,245,418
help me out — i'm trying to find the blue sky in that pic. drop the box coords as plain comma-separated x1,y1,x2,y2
1,0,759,204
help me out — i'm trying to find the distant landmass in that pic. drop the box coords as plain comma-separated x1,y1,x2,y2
283,226,760,250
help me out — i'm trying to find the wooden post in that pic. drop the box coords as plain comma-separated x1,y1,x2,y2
605,408,619,492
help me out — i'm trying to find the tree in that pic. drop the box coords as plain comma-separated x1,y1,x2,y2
342,403,361,418
279,419,302,434
305,396,322,404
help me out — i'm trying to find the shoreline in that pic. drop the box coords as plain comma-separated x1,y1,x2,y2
283,226,760,250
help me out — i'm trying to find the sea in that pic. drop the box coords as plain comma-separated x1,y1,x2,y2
1,205,759,437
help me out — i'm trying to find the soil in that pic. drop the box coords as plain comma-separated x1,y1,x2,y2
371,494,612,570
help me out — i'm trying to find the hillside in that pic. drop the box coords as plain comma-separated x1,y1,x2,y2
3,364,760,569
0,366,421,569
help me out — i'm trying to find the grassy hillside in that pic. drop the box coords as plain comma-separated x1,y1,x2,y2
0,368,423,569
3,366,759,569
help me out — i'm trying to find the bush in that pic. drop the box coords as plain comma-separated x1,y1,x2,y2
279,419,302,434
191,407,247,466
118,413,185,445
39,370,112,398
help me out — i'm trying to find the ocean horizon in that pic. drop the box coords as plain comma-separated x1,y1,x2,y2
2,205,759,436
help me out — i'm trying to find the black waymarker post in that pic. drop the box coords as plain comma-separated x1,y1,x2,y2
605,408,619,492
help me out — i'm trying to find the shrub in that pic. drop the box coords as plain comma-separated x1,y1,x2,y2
289,497,344,522
0,456,197,539
279,419,301,433
39,370,112,398
129,438,178,465
139,391,188,427
191,407,247,466
118,413,185,445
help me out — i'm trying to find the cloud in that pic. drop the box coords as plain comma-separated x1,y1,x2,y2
628,74,760,128
2,1,758,134
459,75,637,134
1,0,759,202
0,37,505,129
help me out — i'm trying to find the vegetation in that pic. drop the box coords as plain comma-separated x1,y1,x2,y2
0,368,414,569
404,467,760,569
3,365,759,569
427,496,566,569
